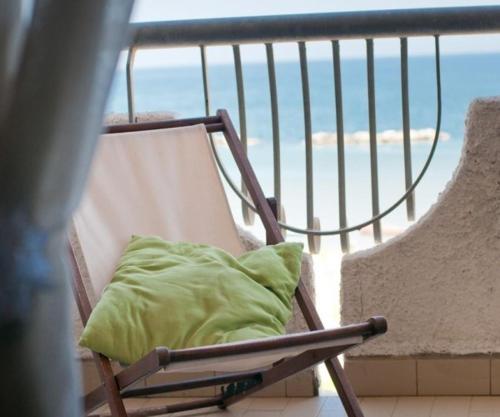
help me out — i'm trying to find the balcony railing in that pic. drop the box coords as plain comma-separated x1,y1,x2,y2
123,6,500,253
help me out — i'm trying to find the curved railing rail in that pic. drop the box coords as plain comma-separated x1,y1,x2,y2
124,6,500,253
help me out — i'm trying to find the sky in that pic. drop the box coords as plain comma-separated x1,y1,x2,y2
127,1,500,67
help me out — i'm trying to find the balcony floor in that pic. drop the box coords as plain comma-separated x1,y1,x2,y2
96,396,500,416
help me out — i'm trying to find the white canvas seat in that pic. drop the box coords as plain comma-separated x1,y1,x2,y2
72,124,244,300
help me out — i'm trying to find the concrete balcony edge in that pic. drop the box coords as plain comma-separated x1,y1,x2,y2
345,355,500,396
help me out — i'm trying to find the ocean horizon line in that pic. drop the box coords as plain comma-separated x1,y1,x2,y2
120,50,500,70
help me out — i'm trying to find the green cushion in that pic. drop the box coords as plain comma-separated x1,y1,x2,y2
79,235,303,364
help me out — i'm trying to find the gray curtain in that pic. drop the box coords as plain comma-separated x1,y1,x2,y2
0,1,134,415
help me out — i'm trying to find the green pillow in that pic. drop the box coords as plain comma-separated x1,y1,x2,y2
79,235,303,364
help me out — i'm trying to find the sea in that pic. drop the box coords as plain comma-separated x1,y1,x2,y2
106,52,500,248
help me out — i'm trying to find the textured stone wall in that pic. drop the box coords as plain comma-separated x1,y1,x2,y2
341,98,500,356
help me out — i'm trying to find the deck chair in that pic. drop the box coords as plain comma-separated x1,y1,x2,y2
70,109,387,417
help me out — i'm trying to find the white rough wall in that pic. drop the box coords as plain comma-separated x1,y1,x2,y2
341,98,500,356
104,111,175,125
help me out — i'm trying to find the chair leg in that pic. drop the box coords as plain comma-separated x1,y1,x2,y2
295,282,364,417
324,357,364,417
93,354,127,417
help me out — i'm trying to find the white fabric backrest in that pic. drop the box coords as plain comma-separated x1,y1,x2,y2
72,124,244,297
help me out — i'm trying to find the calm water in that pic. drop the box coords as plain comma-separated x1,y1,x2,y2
106,53,500,237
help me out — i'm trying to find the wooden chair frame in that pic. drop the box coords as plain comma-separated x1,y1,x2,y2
70,109,387,417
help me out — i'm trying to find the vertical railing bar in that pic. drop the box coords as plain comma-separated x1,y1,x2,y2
200,45,210,116
400,37,415,221
265,43,281,213
233,45,247,151
332,40,350,253
126,46,136,123
298,41,316,249
233,44,253,225
366,38,382,243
